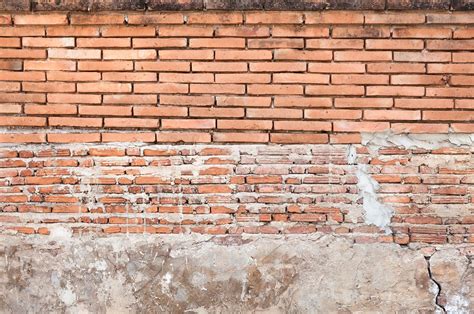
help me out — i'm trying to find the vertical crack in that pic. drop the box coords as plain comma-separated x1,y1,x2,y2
426,256,446,313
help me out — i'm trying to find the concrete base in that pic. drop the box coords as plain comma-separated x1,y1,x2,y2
1,234,472,313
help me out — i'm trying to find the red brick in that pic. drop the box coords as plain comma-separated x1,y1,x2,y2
46,26,99,37
305,12,364,24
274,97,332,108
365,110,421,121
215,50,272,60
133,38,186,48
25,104,77,115
393,27,452,38
333,27,390,38
190,38,245,48
305,109,362,120
365,13,425,24
103,49,157,60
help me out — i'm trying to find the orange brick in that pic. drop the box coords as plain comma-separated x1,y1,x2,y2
0,26,44,37
160,95,213,106
187,12,242,24
368,62,426,73
393,27,452,38
160,73,213,83
136,62,188,73
127,13,183,25
79,105,132,116
216,96,271,107
394,51,451,62
365,13,425,24
308,62,365,73
307,39,364,49
330,133,361,144
306,85,364,96
190,108,244,118
159,49,213,60
15,14,68,25
305,12,364,24
161,119,215,129
104,118,159,128
48,93,101,104
213,132,268,143
250,62,306,72
332,74,388,85
77,82,131,93
247,108,302,119
248,38,304,49
366,39,424,50
367,86,424,97
423,111,474,121
190,84,244,94
46,26,99,37
190,38,245,48
271,133,328,144
77,38,131,48
333,27,390,38
334,51,392,61
49,117,102,128
248,84,303,95
335,98,393,108
103,49,156,60
0,133,45,143
334,121,390,132
102,72,156,82
0,116,46,126
104,94,157,105
365,110,421,121
25,104,77,115
274,49,332,61
47,133,100,143
24,60,75,71
101,26,155,37
0,49,46,59
0,38,20,48
156,132,211,143
159,25,213,37
47,71,100,81
305,109,362,120
217,119,272,130
133,38,186,48
216,73,270,84
391,123,449,133
274,121,331,131
274,97,332,108
215,50,272,60
70,14,125,25
48,48,101,59
23,37,74,48
102,133,155,142
215,25,269,37
133,106,187,117
246,12,303,24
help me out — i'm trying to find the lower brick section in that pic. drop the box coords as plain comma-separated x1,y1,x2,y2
1,136,472,244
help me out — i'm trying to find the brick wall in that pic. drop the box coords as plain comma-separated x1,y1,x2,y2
0,9,473,243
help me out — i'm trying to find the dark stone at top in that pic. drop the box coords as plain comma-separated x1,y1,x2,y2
2,0,473,10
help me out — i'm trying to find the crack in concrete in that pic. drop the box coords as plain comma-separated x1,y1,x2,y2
427,256,447,313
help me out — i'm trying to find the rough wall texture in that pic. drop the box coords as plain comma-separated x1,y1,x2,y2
0,7,473,312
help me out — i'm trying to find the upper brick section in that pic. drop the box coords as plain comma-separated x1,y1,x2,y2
0,0,473,11
0,10,473,144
